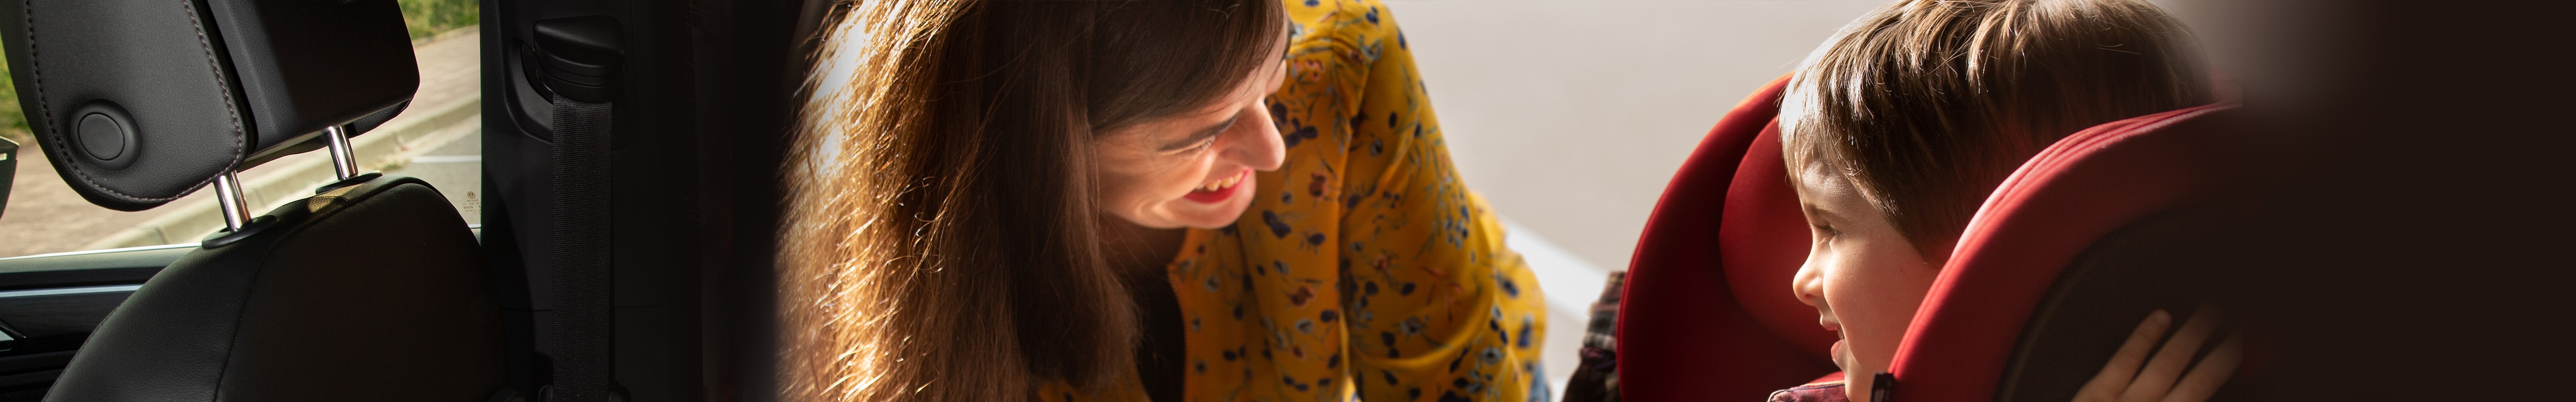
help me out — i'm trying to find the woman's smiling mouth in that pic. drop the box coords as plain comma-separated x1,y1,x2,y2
1182,170,1249,203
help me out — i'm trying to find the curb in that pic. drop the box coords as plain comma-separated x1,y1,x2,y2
78,96,482,249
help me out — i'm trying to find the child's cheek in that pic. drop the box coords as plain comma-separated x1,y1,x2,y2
1829,243,1941,375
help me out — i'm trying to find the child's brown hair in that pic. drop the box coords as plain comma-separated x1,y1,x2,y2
1782,0,2212,260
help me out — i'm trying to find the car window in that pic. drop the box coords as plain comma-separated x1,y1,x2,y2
0,0,482,258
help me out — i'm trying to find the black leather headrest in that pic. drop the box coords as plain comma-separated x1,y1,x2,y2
0,0,417,211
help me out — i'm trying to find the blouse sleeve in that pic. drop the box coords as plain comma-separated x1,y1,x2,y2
1271,1,1552,400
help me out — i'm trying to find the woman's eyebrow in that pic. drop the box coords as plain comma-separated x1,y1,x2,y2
1161,114,1237,151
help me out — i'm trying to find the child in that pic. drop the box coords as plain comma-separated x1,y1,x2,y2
1774,1,2234,401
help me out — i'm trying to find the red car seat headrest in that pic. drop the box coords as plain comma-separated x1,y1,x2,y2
1890,104,2248,402
1619,74,2247,401
1617,75,1840,401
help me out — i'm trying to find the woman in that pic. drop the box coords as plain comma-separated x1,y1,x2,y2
780,1,1546,401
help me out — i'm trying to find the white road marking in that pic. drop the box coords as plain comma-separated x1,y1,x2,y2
411,155,482,164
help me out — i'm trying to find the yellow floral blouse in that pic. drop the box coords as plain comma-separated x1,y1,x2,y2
1043,1,1549,401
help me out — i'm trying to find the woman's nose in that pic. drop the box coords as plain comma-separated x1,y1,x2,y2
1228,101,1287,171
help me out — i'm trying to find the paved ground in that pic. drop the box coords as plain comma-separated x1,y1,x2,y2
0,147,179,256
385,129,482,225
0,29,482,256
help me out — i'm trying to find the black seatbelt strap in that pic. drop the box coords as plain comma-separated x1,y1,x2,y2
547,94,614,401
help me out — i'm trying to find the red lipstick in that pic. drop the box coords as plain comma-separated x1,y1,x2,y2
1182,171,1248,203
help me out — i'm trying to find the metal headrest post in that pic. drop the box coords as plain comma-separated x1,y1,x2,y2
324,125,359,180
213,171,250,231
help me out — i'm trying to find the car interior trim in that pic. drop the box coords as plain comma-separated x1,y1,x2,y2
0,285,143,300
0,243,197,262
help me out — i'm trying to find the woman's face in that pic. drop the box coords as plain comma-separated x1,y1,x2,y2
1092,55,1291,230
1787,162,1943,402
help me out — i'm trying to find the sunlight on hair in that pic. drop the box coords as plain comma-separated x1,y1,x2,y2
781,1,964,400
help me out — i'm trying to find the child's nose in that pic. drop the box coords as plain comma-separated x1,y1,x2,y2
1790,258,1826,308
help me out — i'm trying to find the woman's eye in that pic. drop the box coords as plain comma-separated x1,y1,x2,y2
1164,135,1217,155
1175,127,1224,153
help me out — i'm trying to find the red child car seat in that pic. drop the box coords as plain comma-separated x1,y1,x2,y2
1615,75,1842,401
1616,73,2247,401
1887,104,2249,402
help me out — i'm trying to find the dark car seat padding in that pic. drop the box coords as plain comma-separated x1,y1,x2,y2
43,176,505,401
198,0,418,155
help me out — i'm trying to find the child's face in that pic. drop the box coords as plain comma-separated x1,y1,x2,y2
1788,162,1943,402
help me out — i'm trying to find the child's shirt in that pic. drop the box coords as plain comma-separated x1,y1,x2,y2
1766,381,1850,402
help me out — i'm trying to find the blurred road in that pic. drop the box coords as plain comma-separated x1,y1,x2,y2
0,147,175,255
383,129,482,225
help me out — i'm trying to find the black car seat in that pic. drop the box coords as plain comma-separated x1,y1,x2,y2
0,0,506,400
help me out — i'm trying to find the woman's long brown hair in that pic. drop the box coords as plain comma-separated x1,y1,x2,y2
779,1,1284,400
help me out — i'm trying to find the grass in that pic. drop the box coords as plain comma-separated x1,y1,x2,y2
400,0,481,41
1,51,24,146
0,0,477,146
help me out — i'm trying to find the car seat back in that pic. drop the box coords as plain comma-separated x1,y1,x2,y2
42,176,507,400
